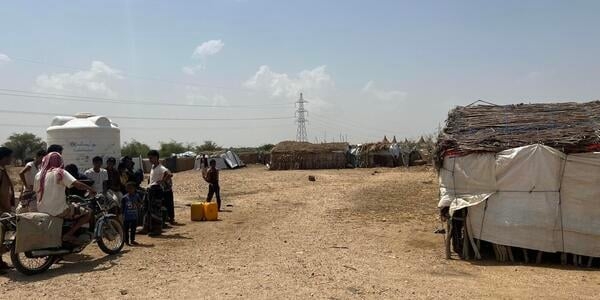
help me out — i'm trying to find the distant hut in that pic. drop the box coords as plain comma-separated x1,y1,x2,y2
354,142,400,167
269,141,349,170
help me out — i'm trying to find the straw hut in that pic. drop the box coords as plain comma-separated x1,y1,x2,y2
354,142,398,167
269,141,349,170
436,101,600,263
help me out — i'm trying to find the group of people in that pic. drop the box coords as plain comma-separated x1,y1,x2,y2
0,144,224,273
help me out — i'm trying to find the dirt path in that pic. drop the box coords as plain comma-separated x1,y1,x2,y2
1,166,599,299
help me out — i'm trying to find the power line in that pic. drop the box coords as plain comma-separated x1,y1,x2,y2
309,118,372,142
0,88,294,109
0,122,291,131
0,109,294,122
311,113,403,136
9,56,250,92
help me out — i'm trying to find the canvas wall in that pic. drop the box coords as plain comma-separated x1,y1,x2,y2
439,144,600,257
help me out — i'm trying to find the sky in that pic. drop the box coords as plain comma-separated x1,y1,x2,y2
1,0,600,148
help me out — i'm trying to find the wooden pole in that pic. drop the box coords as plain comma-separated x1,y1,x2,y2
445,219,452,259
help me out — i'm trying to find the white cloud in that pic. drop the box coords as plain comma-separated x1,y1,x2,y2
0,53,11,65
183,39,224,75
361,80,407,101
243,65,333,99
192,39,224,59
35,61,122,97
182,64,204,75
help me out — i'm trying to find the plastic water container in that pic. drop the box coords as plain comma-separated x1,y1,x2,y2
202,202,218,221
190,202,204,221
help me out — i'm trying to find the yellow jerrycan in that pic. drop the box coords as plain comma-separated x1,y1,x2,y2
202,202,219,221
190,202,204,221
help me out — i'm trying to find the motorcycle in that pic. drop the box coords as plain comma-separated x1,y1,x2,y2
0,194,125,275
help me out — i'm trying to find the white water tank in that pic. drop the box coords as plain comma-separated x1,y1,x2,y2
46,113,120,171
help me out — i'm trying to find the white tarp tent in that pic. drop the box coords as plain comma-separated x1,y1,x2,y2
194,150,245,170
438,144,600,257
222,150,245,169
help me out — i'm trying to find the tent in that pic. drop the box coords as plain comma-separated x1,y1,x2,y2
222,150,245,169
194,150,246,170
436,101,600,259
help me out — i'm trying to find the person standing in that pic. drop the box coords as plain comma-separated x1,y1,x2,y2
17,149,46,212
121,156,143,188
162,175,175,225
105,157,123,205
147,150,174,224
121,182,140,246
0,147,15,273
142,150,173,236
84,156,108,195
203,159,222,211
19,149,46,191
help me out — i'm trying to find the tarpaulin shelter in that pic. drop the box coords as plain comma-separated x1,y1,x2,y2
436,101,600,260
194,150,246,170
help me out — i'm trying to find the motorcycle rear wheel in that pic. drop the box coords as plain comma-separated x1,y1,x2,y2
97,218,124,255
10,247,54,276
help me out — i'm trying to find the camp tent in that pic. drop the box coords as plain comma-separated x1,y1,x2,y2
194,150,245,170
436,101,600,258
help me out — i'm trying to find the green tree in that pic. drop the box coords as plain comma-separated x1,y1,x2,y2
121,139,151,158
195,140,222,153
2,132,47,161
159,140,188,158
257,143,275,152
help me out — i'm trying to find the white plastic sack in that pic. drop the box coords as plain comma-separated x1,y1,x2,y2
16,212,63,253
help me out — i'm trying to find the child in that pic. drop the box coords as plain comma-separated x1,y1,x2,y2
84,156,108,195
203,159,221,211
121,182,140,245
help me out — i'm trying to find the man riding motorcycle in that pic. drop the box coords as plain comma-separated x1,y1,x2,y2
34,152,97,244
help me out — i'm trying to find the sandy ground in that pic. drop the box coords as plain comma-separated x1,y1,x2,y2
1,165,599,299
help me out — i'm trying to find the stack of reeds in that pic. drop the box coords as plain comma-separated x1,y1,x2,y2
434,101,600,167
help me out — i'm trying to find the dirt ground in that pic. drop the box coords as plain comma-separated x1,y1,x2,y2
1,165,599,299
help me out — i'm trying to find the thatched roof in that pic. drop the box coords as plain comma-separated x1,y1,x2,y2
434,101,600,166
382,136,390,143
271,141,349,154
358,142,392,152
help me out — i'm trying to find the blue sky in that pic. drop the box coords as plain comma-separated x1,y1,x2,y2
1,0,600,147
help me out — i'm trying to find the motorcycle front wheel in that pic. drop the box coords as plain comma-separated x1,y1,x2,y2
97,218,124,255
10,247,54,276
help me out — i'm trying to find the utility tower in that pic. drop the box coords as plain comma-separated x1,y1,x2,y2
295,93,308,142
